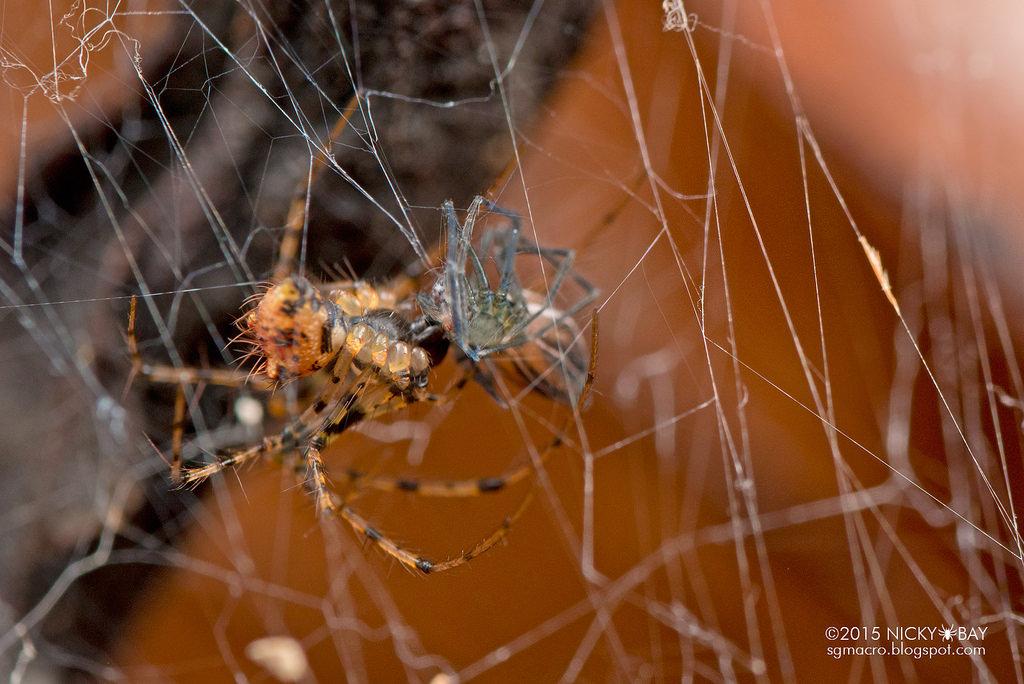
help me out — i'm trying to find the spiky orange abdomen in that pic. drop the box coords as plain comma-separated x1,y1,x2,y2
247,277,340,381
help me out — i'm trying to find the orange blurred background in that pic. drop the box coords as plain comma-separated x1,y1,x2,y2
4,0,1023,680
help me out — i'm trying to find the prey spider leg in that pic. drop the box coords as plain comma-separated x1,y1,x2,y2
419,199,599,381
480,201,522,295
477,240,596,356
441,198,472,349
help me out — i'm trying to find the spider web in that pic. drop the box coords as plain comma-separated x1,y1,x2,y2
1,0,1023,680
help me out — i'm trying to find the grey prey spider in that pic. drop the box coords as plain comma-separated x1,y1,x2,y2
418,196,599,406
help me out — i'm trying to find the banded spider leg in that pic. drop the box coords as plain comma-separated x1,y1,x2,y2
326,313,597,574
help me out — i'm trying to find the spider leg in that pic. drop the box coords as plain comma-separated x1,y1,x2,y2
479,200,522,295
170,386,187,483
460,196,485,248
441,200,468,348
332,316,598,574
133,364,266,389
126,296,270,391
501,243,599,349
334,504,436,574
518,245,577,329
304,433,337,516
344,429,568,497
466,243,488,288
333,476,536,575
426,489,535,573
296,361,430,516
444,196,493,359
179,434,283,487
539,246,599,314
124,294,141,398
180,349,362,487
272,92,361,282
462,197,488,286
127,295,273,483
299,366,435,521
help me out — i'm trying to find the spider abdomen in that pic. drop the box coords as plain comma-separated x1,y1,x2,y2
464,290,527,352
245,277,348,381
